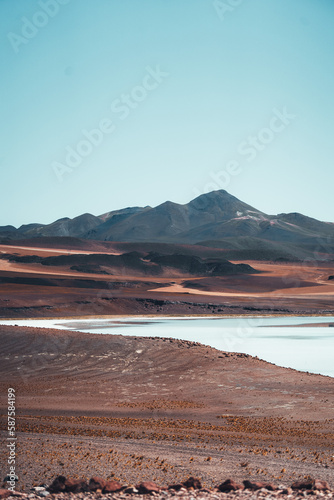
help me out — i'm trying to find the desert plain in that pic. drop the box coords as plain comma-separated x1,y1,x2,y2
0,239,334,318
0,238,334,494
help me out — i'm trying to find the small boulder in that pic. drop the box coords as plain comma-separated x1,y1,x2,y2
291,480,314,490
0,490,11,500
124,486,138,494
168,483,183,491
313,480,331,491
48,476,66,493
89,477,106,491
136,481,160,494
64,478,88,493
265,483,278,491
243,480,267,490
218,479,244,492
103,481,123,493
182,477,202,489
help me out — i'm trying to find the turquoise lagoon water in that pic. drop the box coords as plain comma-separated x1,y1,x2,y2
1,316,334,378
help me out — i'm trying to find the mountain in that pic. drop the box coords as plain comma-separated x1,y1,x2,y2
21,214,101,238
83,190,265,242
1,190,334,260
1,250,257,277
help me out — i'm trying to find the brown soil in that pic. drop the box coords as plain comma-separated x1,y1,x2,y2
0,325,333,492
0,244,334,318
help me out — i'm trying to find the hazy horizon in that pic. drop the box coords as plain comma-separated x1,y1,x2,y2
1,0,334,227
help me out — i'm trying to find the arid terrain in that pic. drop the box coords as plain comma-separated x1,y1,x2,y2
0,219,333,495
0,324,334,493
1,189,334,319
0,240,334,318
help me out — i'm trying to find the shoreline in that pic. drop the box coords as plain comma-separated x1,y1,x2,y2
1,323,334,491
0,316,333,379
2,311,334,322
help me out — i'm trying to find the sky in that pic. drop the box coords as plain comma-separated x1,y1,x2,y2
1,0,334,227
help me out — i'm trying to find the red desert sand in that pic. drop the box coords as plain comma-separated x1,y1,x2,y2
0,243,334,317
0,324,334,495
0,242,334,497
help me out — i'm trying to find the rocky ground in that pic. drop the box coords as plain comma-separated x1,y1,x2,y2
0,476,333,500
0,325,334,495
0,244,334,318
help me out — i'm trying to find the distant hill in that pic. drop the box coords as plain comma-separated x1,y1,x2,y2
1,190,334,261
0,251,257,277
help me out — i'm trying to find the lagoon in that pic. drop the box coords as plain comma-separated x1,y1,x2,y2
1,315,334,378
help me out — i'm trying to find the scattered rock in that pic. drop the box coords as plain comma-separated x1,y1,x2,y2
48,476,88,494
88,477,106,491
168,484,183,491
136,481,160,494
243,480,267,490
313,480,331,491
48,476,66,493
182,477,202,489
218,479,244,491
31,489,49,498
265,483,278,491
0,491,11,500
124,486,139,494
103,481,123,493
43,475,333,497
64,478,87,493
291,480,315,490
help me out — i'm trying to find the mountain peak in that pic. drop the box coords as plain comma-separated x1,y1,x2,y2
191,189,233,202
1,191,333,261
188,189,263,217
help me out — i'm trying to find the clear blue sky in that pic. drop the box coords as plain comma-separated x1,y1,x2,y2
1,0,334,227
